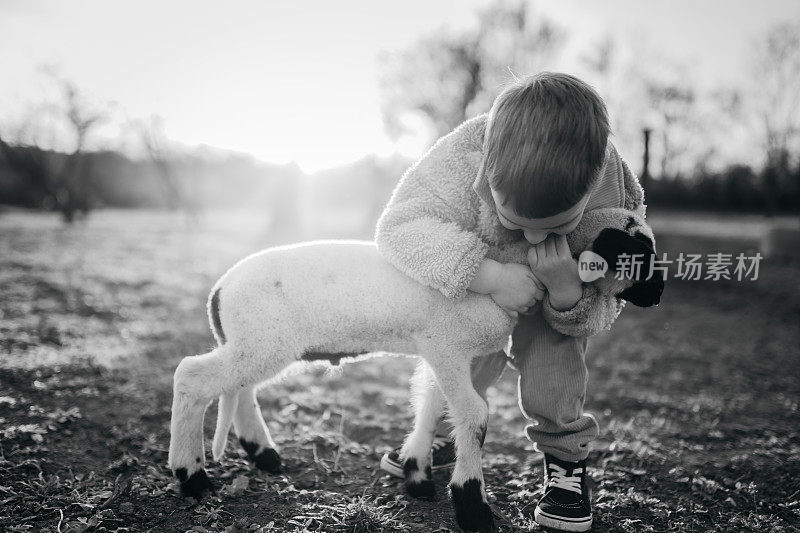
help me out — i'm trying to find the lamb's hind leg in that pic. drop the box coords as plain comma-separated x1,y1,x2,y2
235,384,282,473
426,353,492,533
401,360,445,500
169,348,233,498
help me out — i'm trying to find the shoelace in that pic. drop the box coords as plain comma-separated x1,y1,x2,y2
546,464,583,494
431,437,451,451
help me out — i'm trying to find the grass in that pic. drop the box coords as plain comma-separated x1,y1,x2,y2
0,207,799,532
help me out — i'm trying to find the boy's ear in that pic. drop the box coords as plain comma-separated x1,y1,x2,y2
592,227,655,277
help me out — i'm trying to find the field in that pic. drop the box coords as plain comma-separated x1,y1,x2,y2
1,208,799,532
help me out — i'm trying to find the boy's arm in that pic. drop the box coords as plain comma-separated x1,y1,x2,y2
541,283,626,337
375,126,489,300
541,153,647,337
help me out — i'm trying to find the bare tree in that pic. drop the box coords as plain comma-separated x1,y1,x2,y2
644,81,697,178
57,79,106,221
581,36,754,183
579,36,646,172
0,74,107,222
751,22,800,214
137,115,188,212
378,0,564,145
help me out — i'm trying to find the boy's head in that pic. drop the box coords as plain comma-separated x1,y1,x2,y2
484,72,610,244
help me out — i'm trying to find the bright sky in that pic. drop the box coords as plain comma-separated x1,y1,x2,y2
1,0,798,172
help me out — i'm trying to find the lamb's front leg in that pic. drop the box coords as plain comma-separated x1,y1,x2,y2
401,361,445,499
169,350,226,498
427,354,492,533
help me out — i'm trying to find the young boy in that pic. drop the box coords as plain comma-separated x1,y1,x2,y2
374,72,647,532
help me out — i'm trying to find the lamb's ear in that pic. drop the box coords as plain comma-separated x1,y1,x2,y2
592,227,655,278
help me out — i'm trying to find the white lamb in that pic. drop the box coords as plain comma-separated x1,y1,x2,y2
167,207,663,533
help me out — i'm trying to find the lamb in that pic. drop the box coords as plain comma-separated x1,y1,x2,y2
167,207,663,533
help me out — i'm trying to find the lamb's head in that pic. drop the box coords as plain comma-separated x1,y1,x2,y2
567,208,664,307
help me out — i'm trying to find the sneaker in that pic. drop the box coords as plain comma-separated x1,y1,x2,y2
379,436,456,478
533,454,593,532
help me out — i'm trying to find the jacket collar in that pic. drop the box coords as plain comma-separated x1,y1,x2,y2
472,155,495,208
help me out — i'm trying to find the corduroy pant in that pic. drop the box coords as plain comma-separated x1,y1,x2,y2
436,311,598,463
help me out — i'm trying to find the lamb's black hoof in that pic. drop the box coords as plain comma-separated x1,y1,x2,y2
450,479,494,533
254,448,282,473
403,457,435,500
405,478,436,500
240,438,282,473
175,467,215,498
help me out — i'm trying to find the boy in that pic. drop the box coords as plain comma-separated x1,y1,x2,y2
374,72,646,532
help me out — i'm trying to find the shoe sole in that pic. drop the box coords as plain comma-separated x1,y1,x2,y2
534,508,592,532
379,454,455,479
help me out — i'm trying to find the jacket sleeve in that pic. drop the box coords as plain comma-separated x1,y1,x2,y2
541,149,646,337
375,133,489,300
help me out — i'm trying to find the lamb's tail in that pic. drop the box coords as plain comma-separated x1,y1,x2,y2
212,392,238,461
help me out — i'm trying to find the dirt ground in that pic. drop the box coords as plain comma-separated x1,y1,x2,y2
1,209,799,532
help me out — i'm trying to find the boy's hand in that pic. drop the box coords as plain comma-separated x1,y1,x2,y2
489,263,545,315
528,234,583,311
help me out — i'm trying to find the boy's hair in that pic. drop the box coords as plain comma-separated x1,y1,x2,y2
483,72,610,218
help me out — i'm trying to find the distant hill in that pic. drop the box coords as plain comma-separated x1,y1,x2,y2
0,145,413,214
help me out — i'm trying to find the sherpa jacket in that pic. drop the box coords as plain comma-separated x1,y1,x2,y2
375,114,647,337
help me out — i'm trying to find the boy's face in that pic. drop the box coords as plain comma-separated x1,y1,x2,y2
490,188,589,245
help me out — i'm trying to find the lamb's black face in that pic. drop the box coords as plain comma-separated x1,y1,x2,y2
592,227,665,307
617,274,664,307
